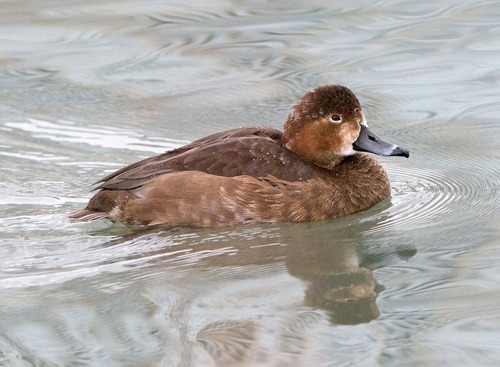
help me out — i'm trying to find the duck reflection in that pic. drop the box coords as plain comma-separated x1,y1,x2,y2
275,224,414,325
79,217,417,366
279,231,379,325
109,215,415,326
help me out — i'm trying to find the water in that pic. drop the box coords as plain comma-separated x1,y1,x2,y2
0,0,499,366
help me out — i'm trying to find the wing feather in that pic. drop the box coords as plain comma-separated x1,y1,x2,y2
94,127,317,191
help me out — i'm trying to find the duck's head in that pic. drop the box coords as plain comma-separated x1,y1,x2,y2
282,85,409,169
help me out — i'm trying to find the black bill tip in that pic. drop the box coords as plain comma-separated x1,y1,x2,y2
391,146,410,158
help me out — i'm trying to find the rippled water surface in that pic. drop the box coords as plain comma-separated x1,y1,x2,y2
1,0,499,366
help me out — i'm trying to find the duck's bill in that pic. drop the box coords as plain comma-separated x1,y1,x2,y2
353,124,409,158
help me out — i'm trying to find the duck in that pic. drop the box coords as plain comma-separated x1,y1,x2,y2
70,85,409,227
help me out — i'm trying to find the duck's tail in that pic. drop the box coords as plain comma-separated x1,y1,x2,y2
68,208,109,222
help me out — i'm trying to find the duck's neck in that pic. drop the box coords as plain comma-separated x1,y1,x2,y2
318,156,348,171
282,137,349,171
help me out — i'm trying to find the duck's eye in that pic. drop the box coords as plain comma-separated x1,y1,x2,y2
330,114,342,123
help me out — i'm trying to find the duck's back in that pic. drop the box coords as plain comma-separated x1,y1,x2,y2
95,127,319,191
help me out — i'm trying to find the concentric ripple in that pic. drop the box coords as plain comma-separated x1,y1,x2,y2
366,161,499,237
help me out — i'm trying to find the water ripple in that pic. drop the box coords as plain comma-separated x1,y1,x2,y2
367,163,499,236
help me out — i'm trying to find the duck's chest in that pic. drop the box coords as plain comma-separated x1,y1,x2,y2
318,154,391,214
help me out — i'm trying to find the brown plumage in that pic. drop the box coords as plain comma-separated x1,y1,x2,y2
70,85,409,227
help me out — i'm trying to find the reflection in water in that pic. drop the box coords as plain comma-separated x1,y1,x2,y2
135,221,415,364
120,218,416,320
153,225,415,325
0,217,416,366
302,268,382,325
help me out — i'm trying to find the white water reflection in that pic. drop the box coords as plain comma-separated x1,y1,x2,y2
5,119,187,153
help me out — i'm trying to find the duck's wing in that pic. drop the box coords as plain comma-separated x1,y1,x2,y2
94,127,317,191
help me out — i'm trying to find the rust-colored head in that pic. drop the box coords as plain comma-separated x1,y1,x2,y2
282,85,409,169
282,85,366,169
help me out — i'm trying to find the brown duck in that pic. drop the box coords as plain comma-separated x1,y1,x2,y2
70,85,409,227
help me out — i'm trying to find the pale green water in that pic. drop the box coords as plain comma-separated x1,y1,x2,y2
0,1,499,366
